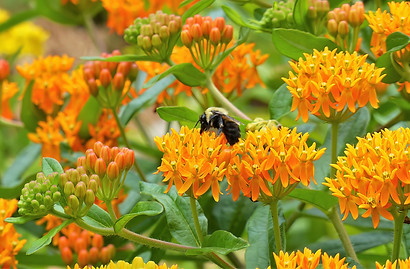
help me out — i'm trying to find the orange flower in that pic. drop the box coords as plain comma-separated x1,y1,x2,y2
365,2,410,58
321,252,356,269
324,127,410,228
17,55,74,114
0,199,26,269
376,258,410,269
1,80,19,119
282,47,385,122
86,109,121,149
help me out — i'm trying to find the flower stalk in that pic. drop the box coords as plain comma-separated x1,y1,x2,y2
391,209,407,261
270,199,283,252
190,196,204,246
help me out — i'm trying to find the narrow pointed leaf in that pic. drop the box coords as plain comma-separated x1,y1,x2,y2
269,83,293,120
114,201,163,232
156,106,198,124
6,215,38,224
288,189,338,211
182,0,215,22
42,157,64,176
83,204,114,228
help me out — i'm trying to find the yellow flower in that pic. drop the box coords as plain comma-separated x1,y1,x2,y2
0,199,26,269
376,258,410,269
0,9,49,56
282,47,385,122
68,256,178,268
324,127,410,228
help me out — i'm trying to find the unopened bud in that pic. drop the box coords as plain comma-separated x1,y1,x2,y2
92,234,104,249
348,7,364,27
307,6,317,19
128,63,139,82
64,181,75,196
117,62,131,77
78,249,89,268
87,78,99,96
213,17,226,32
338,20,349,38
95,158,107,178
107,162,119,181
68,195,80,212
159,25,170,40
99,69,112,88
210,27,221,45
0,59,10,80
112,73,125,92
88,179,99,193
124,149,135,170
100,146,111,163
202,20,212,38
181,30,193,47
222,25,233,44
86,152,98,172
75,181,87,199
89,247,100,264
83,67,95,81
53,191,61,202
327,19,338,36
77,156,86,167
141,25,154,36
111,146,120,158
59,173,68,189
61,247,73,265
168,21,178,34
114,152,126,170
151,34,162,48
142,36,152,51
193,14,203,25
94,141,103,157
85,189,95,207
190,24,203,42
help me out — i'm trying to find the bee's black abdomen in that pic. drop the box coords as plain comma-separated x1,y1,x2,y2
222,120,241,145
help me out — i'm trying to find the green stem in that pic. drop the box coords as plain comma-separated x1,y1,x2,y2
51,208,72,220
326,207,359,262
270,199,282,253
0,118,23,128
104,199,118,221
391,209,407,261
134,114,153,146
331,122,339,178
190,196,204,245
82,14,105,52
111,108,147,182
205,73,250,120
76,219,114,236
349,26,360,53
206,253,236,269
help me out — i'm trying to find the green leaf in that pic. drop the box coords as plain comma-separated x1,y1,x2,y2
308,231,393,256
114,201,163,232
27,219,73,255
81,54,160,62
144,63,206,88
21,80,47,132
82,204,114,228
156,106,198,124
77,96,102,138
0,10,39,33
288,188,338,211
403,224,410,258
269,83,293,120
376,52,401,84
186,230,249,255
179,0,196,8
5,215,38,224
140,182,207,247
314,107,370,185
2,144,41,186
182,0,215,22
35,0,83,25
246,204,285,268
272,29,338,60
293,0,308,30
0,174,34,199
386,32,410,52
42,157,64,176
119,76,176,125
221,5,261,30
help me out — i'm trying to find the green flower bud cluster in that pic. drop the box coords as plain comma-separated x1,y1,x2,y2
246,118,281,132
260,0,295,29
59,167,98,218
18,172,61,216
124,10,182,62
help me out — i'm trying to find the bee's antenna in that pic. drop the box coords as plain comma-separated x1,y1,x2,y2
194,119,200,128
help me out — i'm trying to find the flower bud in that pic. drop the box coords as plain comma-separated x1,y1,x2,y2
80,173,89,185
124,149,135,170
338,20,349,38
142,36,152,51
107,162,119,181
181,30,193,47
99,68,112,88
68,195,80,213
94,141,103,157
210,27,221,45
193,14,203,25
87,78,99,96
64,181,75,197
128,63,139,82
201,20,212,38
151,34,162,49
141,24,153,36
341,3,350,15
213,17,225,32
327,10,336,21
77,156,86,167
100,146,111,163
0,59,10,80
307,6,317,19
58,236,70,252
85,189,96,207
348,7,364,27
86,151,98,172
222,25,233,44
94,158,107,178
190,24,203,42
114,152,126,170
53,191,61,202
68,169,80,185
117,62,131,77
89,247,100,264
75,181,87,199
74,237,87,253
111,146,120,158
78,249,89,268
88,179,99,193
327,19,338,36
92,234,104,249
112,73,125,92
59,173,68,189
159,25,170,40
61,247,73,265
168,20,178,34
90,174,101,188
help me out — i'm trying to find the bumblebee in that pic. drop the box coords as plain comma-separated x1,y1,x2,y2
196,107,241,145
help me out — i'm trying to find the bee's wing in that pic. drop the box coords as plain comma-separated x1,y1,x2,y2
220,114,242,126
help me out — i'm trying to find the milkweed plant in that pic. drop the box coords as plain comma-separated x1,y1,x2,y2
0,0,409,268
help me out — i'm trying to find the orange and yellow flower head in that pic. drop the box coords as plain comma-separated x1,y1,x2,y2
376,258,410,269
282,47,386,123
324,127,410,228
68,256,178,269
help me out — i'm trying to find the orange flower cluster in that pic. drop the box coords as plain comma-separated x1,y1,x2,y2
213,43,268,96
283,47,386,122
272,248,356,269
101,0,196,34
0,199,26,269
324,127,410,228
376,258,410,269
17,55,74,114
365,1,410,58
155,126,325,202
1,80,19,119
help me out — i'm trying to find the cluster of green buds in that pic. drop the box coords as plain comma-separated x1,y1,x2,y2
260,0,295,29
77,141,134,201
305,0,329,35
246,118,281,132
327,2,365,50
59,167,98,218
17,172,61,216
181,15,234,70
124,11,182,62
0,58,10,81
83,50,138,109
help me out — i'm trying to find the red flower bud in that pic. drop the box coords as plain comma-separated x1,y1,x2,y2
117,62,131,77
107,162,119,181
100,246,111,264
114,152,126,170
61,247,73,265
193,14,203,24
86,152,98,172
77,156,86,168
112,73,125,92
80,230,91,246
58,236,70,252
181,30,193,47
94,141,103,157
124,149,135,170
87,78,99,96
78,249,89,268
99,68,112,88
202,20,211,38
338,20,349,38
74,237,87,253
213,17,226,32
222,25,233,44
83,67,95,81
94,158,107,178
190,23,203,42
100,146,111,163
185,17,194,26
210,27,221,45
92,234,104,249
327,19,338,36
88,247,100,264
0,59,10,81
